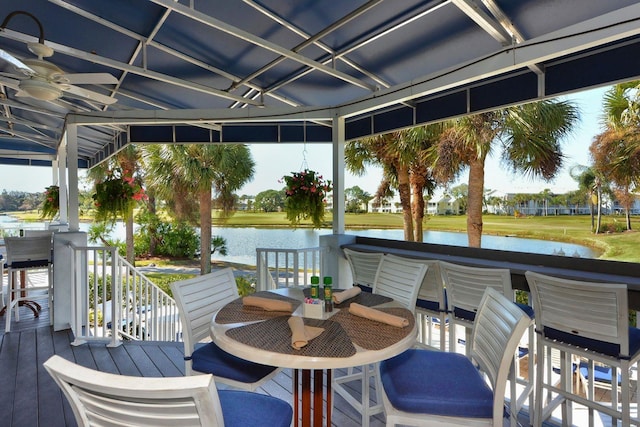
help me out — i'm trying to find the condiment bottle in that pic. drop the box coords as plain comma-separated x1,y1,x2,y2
323,276,333,312
310,276,320,299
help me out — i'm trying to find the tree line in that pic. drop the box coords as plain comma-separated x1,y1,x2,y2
6,81,640,265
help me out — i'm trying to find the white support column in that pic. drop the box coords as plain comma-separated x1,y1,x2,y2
325,115,349,285
57,140,69,225
51,159,59,185
332,114,345,234
65,125,80,231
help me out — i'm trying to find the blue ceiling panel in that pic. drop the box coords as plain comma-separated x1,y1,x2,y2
470,71,539,112
545,40,640,96
0,0,636,166
345,116,372,141
373,106,414,134
415,91,468,125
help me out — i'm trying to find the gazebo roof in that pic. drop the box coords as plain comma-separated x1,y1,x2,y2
0,0,639,167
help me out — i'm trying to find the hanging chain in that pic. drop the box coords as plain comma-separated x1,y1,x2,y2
300,142,309,170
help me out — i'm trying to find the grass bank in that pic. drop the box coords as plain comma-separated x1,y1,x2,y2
215,211,640,263
8,210,640,262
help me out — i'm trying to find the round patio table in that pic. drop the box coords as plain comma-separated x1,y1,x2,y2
210,287,417,427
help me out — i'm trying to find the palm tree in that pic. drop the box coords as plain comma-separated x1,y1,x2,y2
590,129,640,230
592,81,640,230
429,100,579,247
346,125,440,242
346,132,415,240
144,144,255,274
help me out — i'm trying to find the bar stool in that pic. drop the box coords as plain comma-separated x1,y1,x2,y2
4,235,54,332
526,271,640,427
439,261,535,425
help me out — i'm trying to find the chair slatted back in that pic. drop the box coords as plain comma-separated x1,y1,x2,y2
343,248,383,288
415,259,445,308
5,235,53,266
525,271,629,356
373,254,427,310
171,268,239,361
44,355,223,427
472,288,530,422
439,261,512,317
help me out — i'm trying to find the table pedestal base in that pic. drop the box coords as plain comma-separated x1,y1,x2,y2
293,369,332,427
0,271,42,318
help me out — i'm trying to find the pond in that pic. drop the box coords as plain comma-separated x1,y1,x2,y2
0,216,596,265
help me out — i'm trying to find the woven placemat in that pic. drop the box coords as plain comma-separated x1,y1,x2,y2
225,316,356,358
331,307,415,350
215,291,301,324
302,287,393,308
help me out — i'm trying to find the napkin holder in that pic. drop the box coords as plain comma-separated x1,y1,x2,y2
303,300,324,319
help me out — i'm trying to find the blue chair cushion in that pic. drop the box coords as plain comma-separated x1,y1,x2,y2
356,284,373,293
578,362,622,386
543,326,640,359
515,302,534,319
454,307,476,322
416,289,448,313
192,342,278,384
416,298,440,312
456,301,533,322
380,349,493,418
219,390,292,427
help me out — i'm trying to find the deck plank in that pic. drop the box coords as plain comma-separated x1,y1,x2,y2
0,300,597,427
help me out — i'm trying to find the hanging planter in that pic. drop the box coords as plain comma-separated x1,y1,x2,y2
92,169,146,223
41,185,60,220
282,169,332,228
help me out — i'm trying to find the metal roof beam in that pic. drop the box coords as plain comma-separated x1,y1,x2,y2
149,0,376,92
0,28,263,106
451,0,512,44
231,0,386,91
338,2,640,118
479,0,544,76
261,1,451,96
48,0,298,109
67,105,336,126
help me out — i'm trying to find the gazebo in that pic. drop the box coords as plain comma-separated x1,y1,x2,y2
3,1,640,319
0,1,638,231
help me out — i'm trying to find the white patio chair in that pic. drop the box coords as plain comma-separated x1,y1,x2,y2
413,259,448,350
43,355,293,427
378,287,530,426
4,235,53,332
333,253,427,427
439,261,535,425
170,268,280,390
526,271,640,427
343,247,384,291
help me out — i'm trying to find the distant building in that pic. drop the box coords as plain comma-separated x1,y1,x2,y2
427,195,462,215
369,194,401,213
503,193,591,216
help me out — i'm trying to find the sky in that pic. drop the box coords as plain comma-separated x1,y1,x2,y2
0,86,609,197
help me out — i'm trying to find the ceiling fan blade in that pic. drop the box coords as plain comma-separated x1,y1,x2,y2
61,84,117,105
0,75,22,91
61,73,119,85
0,49,35,75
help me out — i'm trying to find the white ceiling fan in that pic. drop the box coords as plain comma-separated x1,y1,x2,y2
0,10,118,105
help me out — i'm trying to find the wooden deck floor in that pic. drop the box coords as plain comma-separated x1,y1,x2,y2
0,300,386,427
0,295,627,427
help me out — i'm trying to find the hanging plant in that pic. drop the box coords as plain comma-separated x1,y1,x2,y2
41,185,60,220
282,169,332,228
92,169,146,223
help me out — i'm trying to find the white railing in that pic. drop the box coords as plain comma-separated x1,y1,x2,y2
256,246,326,291
69,243,180,346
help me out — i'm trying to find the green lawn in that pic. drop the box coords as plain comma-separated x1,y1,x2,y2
9,210,640,263
216,211,640,263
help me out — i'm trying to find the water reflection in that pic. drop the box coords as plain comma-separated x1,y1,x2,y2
0,215,596,265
